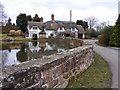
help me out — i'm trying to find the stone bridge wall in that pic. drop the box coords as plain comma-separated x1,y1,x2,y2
1,38,93,89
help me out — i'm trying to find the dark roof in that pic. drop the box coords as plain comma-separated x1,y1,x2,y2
45,21,58,30
62,21,76,29
28,21,44,30
64,29,71,34
28,21,85,34
45,20,77,31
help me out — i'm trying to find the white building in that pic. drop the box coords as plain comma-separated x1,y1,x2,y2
27,21,43,39
27,14,85,39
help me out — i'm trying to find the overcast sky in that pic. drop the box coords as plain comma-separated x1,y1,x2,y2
1,0,119,25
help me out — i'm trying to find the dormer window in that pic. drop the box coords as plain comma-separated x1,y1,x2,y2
71,28,75,32
60,27,62,30
33,26,38,30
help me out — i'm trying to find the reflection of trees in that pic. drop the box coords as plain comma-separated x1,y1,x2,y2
16,44,28,62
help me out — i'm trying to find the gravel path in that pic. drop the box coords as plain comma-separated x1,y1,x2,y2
83,40,119,88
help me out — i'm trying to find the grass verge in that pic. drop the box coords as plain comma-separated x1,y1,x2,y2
66,52,111,88
0,34,31,41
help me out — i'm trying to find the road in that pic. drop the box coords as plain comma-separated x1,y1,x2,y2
83,40,119,88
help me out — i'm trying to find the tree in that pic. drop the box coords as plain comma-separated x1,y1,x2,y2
12,23,15,26
6,17,12,26
33,14,40,22
85,16,98,29
95,22,106,31
16,13,28,33
0,3,7,26
86,29,100,38
109,14,120,47
100,26,113,46
27,15,32,21
76,20,88,30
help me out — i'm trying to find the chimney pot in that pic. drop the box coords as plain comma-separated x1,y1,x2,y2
40,17,43,22
51,14,54,20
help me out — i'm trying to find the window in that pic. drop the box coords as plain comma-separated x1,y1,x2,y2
33,26,38,30
60,27,62,30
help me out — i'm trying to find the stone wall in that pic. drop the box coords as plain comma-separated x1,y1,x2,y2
1,39,93,89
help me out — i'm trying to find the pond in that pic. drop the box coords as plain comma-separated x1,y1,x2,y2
0,39,75,66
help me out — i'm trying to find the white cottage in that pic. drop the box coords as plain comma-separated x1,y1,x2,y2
27,21,44,39
26,14,85,39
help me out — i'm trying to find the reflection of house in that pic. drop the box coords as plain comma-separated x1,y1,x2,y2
27,14,85,39
27,41,58,60
28,42,41,52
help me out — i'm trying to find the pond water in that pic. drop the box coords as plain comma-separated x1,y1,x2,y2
0,40,72,66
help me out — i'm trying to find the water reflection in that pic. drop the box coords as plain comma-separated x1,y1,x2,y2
1,41,67,66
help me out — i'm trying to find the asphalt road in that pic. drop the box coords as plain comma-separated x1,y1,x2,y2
83,40,119,88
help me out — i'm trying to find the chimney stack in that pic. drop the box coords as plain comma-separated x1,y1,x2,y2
51,14,54,21
40,17,43,22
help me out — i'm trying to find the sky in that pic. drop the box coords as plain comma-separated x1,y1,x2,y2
1,0,119,26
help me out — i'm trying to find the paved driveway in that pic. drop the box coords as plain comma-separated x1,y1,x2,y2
83,40,119,88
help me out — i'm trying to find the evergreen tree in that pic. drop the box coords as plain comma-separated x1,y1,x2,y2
6,17,12,26
27,15,32,21
109,14,120,47
33,14,40,22
16,13,28,33
101,26,113,46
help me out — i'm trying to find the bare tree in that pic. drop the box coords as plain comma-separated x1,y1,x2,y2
0,3,7,26
85,16,98,29
95,21,107,31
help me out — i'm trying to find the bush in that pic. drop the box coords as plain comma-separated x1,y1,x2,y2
109,15,120,47
98,34,105,45
98,26,113,46
86,29,100,38
9,30,16,35
85,35,91,39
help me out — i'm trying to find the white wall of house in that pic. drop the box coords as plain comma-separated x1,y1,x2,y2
71,28,78,38
27,26,41,38
82,34,85,39
45,30,56,38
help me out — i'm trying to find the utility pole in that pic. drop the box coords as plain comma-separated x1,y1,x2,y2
108,21,109,26
70,10,72,28
118,1,120,15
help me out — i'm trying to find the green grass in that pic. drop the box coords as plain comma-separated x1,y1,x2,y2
66,52,111,88
0,34,31,41
0,34,10,38
95,41,107,47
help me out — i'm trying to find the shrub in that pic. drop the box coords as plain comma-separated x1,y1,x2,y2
109,15,120,47
86,29,100,38
9,30,16,35
98,26,113,46
98,34,105,45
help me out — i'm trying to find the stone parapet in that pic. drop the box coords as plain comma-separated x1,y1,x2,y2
1,38,93,89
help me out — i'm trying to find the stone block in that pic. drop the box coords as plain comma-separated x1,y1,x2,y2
63,72,71,79
53,65,63,79
48,79,58,88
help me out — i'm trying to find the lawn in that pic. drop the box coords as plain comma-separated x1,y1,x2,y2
0,34,31,41
66,52,111,88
